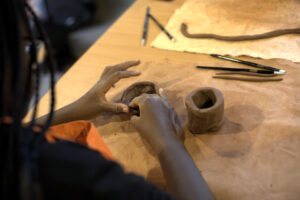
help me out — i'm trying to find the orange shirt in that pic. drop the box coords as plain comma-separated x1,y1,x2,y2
46,120,114,160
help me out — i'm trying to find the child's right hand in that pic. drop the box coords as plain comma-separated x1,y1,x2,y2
129,88,184,154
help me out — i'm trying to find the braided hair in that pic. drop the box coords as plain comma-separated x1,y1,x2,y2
0,0,56,199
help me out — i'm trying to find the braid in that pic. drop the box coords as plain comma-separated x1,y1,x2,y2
25,2,56,132
2,0,24,199
17,0,40,127
1,0,57,199
0,6,7,117
16,1,43,200
0,1,10,197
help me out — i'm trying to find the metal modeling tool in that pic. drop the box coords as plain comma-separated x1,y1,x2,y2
210,54,285,73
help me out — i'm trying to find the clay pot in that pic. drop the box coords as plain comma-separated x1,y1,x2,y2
185,87,224,134
121,81,159,105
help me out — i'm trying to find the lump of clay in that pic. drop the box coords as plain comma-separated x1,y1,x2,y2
185,87,224,134
121,81,159,105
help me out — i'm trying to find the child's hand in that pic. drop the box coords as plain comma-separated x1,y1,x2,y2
82,60,141,114
129,88,184,153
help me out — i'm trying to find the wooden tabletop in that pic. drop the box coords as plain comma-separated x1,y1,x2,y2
27,1,300,199
31,0,299,117
28,0,215,117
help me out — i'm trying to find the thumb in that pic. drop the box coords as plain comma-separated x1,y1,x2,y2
130,115,140,127
159,88,171,106
158,88,168,101
103,102,129,113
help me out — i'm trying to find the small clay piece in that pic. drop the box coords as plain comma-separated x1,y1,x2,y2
185,87,224,134
121,81,159,105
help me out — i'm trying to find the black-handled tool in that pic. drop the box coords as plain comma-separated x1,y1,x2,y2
141,7,150,45
210,54,286,74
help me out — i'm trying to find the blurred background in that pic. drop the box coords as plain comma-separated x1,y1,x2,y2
28,0,135,102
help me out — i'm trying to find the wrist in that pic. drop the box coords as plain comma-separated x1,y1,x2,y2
157,136,185,159
153,129,184,155
73,95,101,118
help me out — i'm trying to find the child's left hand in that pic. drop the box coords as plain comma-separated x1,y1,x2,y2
82,60,141,114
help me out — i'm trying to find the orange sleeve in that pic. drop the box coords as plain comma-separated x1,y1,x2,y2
46,121,115,160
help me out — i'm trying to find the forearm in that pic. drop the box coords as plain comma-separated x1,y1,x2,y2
34,60,141,126
35,97,100,126
157,134,214,200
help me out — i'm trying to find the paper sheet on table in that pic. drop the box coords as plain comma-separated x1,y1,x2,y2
93,59,300,200
151,0,300,62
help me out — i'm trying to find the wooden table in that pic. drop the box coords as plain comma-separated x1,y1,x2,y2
30,0,300,199
33,0,297,117
34,0,205,118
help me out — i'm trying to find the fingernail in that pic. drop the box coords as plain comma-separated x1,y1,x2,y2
134,71,141,74
159,88,164,93
123,107,129,113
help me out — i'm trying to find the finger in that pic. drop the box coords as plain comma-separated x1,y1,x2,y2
168,108,185,142
102,70,141,93
173,112,185,141
170,109,178,133
103,103,129,113
128,93,152,107
128,94,147,108
159,88,171,105
158,88,167,100
111,60,140,72
101,60,140,78
101,66,112,77
130,115,140,127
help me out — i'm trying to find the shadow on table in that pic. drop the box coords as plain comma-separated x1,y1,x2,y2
186,104,264,158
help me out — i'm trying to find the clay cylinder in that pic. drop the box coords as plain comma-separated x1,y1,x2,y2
121,81,159,105
185,87,224,134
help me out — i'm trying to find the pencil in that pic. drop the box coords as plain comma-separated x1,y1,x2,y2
148,14,176,42
196,65,284,74
210,54,285,73
141,7,150,46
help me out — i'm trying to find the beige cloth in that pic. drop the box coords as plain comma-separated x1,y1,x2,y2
93,59,300,200
151,0,300,62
